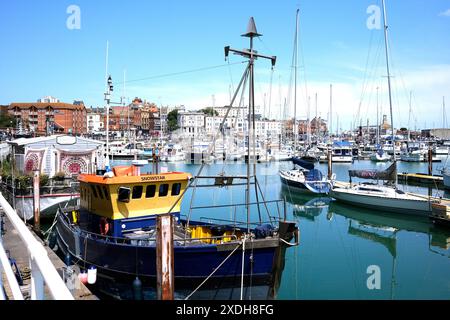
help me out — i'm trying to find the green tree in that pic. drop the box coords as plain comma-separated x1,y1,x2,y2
0,113,16,128
200,107,219,116
167,109,179,132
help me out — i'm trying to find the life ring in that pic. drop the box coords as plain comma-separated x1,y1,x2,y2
99,217,110,236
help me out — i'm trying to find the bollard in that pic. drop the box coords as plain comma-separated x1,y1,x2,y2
156,214,174,300
33,170,40,233
428,147,433,176
327,148,333,180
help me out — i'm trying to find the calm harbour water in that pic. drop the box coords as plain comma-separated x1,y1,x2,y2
110,158,450,300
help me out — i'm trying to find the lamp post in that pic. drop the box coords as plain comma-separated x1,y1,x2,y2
104,75,113,171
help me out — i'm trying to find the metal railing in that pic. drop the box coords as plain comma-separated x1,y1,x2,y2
0,192,74,300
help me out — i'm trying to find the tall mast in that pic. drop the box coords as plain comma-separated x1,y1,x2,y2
443,96,446,128
329,84,332,142
382,0,397,184
408,91,412,142
315,92,318,141
376,86,380,145
293,9,299,155
226,17,276,232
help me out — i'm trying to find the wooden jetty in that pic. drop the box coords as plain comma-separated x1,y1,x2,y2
1,213,97,300
430,201,450,228
397,172,444,188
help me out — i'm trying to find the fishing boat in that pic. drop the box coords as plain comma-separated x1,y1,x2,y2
53,18,299,298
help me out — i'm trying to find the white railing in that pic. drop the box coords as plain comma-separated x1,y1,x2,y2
0,192,74,300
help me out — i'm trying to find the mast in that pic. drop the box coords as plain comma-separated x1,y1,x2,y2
443,96,446,128
376,86,380,145
329,84,332,142
315,92,318,141
307,96,311,146
408,91,412,142
382,0,397,185
225,17,276,232
293,9,299,156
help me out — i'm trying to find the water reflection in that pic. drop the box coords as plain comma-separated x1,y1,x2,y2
280,185,450,255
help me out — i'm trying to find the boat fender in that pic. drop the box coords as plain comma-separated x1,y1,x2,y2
48,230,57,249
132,277,143,300
71,210,78,224
87,266,97,284
78,271,88,285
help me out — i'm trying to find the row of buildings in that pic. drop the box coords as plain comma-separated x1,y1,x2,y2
3,96,330,140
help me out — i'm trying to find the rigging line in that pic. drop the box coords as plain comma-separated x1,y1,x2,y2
354,29,376,130
184,241,243,300
227,58,236,95
115,61,246,85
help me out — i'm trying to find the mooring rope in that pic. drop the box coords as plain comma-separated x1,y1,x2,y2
184,240,243,300
240,234,247,300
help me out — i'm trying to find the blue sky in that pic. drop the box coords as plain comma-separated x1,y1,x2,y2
0,0,449,130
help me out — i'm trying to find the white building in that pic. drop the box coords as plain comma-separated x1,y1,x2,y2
177,111,205,137
37,96,60,103
204,116,246,134
255,120,282,138
214,106,247,118
86,112,104,133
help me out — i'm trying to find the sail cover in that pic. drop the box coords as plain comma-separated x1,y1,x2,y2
349,162,397,181
292,157,315,170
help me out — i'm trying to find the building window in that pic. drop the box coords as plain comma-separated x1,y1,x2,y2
159,184,169,197
132,186,143,199
171,183,181,196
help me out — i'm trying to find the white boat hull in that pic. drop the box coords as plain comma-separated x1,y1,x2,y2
330,187,433,216
443,170,450,189
332,156,353,163
15,194,80,221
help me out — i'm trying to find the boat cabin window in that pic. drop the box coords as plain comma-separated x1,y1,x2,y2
103,186,110,200
159,184,169,197
359,187,382,193
132,186,143,199
90,185,98,198
171,183,181,196
146,185,156,198
96,185,104,199
118,187,131,203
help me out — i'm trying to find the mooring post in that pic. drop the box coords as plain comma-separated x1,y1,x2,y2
156,214,174,300
327,148,332,179
33,170,40,233
428,146,433,176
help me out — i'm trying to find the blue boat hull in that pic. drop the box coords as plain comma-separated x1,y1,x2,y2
55,213,287,289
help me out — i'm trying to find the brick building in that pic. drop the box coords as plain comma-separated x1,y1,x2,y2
9,101,87,135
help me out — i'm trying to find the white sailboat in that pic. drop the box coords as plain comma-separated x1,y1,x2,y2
279,9,334,194
330,0,436,216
